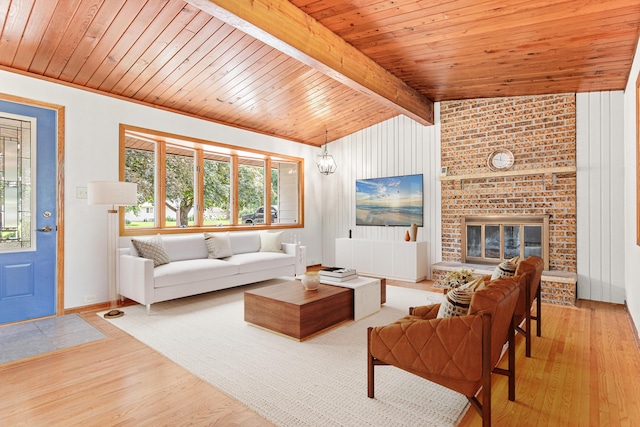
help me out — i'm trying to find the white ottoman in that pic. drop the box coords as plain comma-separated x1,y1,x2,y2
320,276,381,320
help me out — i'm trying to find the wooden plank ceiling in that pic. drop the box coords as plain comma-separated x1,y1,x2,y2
0,0,638,146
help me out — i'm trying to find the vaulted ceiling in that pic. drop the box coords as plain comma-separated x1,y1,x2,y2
0,0,638,146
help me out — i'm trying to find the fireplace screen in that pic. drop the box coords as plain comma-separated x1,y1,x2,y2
462,215,549,269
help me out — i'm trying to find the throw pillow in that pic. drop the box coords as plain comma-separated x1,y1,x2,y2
204,232,233,259
437,276,485,318
131,234,170,267
490,256,520,280
259,231,284,253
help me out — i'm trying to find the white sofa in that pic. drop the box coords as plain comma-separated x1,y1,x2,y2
119,231,301,313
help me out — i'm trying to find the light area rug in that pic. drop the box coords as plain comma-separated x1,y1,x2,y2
102,280,469,426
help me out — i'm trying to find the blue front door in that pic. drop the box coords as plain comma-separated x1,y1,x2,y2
0,99,58,325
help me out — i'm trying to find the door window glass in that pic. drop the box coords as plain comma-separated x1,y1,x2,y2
0,115,34,250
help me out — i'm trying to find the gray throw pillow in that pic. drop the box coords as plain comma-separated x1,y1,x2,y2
131,234,170,267
204,232,233,259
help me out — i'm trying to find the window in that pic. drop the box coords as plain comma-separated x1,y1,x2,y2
124,135,156,228
165,145,195,227
276,162,299,224
0,114,34,250
461,215,549,269
202,154,231,226
238,159,265,223
121,125,303,234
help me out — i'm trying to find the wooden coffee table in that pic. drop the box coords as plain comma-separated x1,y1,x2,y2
244,281,353,340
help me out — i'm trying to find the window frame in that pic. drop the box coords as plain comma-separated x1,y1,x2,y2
119,124,304,236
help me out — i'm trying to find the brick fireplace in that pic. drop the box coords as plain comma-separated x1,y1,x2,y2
434,94,577,305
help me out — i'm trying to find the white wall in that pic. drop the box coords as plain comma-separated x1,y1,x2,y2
2,61,635,318
321,110,442,277
323,91,633,313
0,70,322,309
623,37,640,336
576,91,626,303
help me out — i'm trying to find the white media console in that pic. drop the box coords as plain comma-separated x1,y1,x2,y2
335,238,428,282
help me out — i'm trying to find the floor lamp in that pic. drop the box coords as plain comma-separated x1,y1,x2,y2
88,181,137,319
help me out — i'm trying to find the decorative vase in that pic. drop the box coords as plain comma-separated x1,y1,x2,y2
404,230,410,241
301,271,320,290
410,223,418,242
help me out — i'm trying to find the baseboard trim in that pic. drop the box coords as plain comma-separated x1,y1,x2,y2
63,298,137,315
623,301,640,353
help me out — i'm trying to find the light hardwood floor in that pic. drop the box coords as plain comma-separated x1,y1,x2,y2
1,280,639,426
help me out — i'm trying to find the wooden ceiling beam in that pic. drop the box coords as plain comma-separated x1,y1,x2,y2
185,0,434,126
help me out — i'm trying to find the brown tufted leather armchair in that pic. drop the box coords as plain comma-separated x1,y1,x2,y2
514,256,544,357
367,276,522,427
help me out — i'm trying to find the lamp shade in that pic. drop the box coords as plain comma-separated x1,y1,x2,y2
88,181,138,206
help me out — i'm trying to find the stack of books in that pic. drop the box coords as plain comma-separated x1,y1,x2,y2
319,267,357,282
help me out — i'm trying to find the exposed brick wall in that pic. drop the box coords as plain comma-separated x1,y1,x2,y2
544,280,577,305
431,269,449,287
440,94,577,275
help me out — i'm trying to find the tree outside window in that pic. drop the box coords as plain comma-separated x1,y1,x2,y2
203,155,231,225
165,146,195,227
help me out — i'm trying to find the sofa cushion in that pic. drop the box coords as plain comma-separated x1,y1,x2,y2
132,235,170,267
259,231,284,253
229,232,261,254
162,233,208,262
204,232,233,259
224,251,294,274
153,259,239,288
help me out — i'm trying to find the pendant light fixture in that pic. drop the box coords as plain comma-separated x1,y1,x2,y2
316,129,337,175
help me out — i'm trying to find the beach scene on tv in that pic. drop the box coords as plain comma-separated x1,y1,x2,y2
356,174,424,226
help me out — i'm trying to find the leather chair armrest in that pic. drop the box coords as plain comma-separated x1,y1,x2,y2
409,304,440,319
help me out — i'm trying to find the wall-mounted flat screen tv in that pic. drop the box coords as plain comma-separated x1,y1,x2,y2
356,174,423,226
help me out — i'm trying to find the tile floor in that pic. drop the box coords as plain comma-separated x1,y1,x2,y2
0,314,106,364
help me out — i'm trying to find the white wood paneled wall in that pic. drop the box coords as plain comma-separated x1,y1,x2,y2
320,108,442,279
576,91,625,303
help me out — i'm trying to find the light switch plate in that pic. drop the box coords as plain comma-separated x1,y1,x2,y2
76,186,88,199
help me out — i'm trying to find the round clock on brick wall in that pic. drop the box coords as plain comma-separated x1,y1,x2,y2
487,148,514,171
